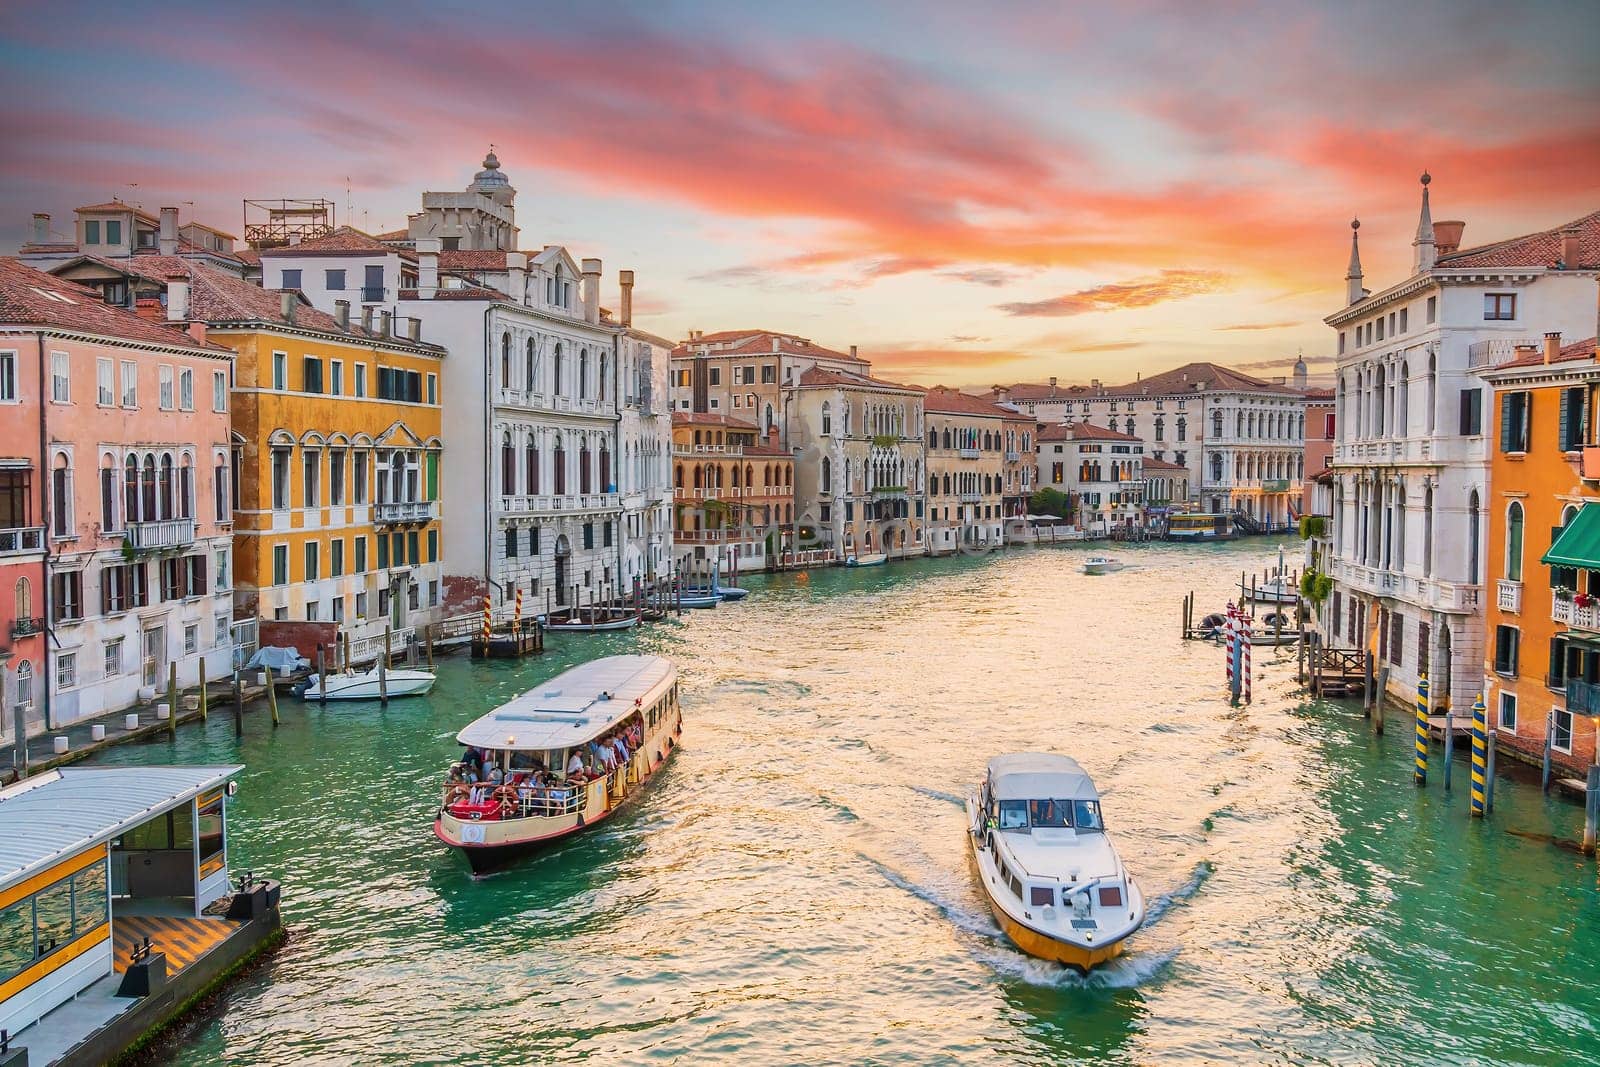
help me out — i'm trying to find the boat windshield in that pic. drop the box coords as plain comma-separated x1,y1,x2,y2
1074,800,1104,831
998,800,1029,829
1002,798,1106,830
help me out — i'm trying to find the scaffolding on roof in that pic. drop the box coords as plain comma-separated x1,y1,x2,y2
242,198,335,249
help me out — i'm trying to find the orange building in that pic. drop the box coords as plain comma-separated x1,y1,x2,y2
671,413,793,578
1482,331,1600,774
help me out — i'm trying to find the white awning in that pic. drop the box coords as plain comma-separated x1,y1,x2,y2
0,765,242,890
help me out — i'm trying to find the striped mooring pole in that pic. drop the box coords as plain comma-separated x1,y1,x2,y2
480,594,492,645
515,585,523,624
1224,603,1237,689
1235,614,1248,703
1414,674,1429,786
1470,692,1488,817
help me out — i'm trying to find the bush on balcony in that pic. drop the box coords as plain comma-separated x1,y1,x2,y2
1298,515,1327,540
872,434,898,448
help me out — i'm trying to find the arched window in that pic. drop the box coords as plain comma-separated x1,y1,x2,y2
100,454,117,531
1506,501,1524,582
599,442,611,491
15,660,31,708
1177,417,1187,442
141,454,157,521
1210,452,1223,482
1124,417,1134,437
14,576,30,621
552,439,566,495
525,434,539,494
1468,490,1481,584
1426,352,1437,434
526,338,537,391
179,455,193,519
1214,410,1225,438
501,432,515,495
579,440,592,493
553,344,564,396
599,354,608,402
124,455,140,523
579,349,589,399
821,456,832,493
1154,416,1165,442
501,332,512,387
821,402,832,436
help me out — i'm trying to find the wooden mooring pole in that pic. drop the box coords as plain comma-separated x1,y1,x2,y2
1584,765,1600,856
167,662,178,740
198,669,208,723
232,668,245,737
316,646,328,707
265,665,280,726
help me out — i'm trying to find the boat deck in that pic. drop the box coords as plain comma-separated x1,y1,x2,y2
114,914,239,975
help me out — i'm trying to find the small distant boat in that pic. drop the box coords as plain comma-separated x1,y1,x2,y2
545,614,640,633
1243,577,1298,604
1082,556,1123,575
298,666,436,701
845,552,887,567
676,591,721,609
684,570,749,601
967,754,1145,971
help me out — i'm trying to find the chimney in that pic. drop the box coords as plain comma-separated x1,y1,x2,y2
361,305,374,333
1090,378,1100,389
506,252,527,305
417,237,440,298
771,337,780,353
30,213,48,245
408,317,421,342
165,272,189,321
1561,228,1582,269
1049,375,1058,393
1432,220,1465,256
581,258,601,324
187,322,207,344
849,345,858,359
280,290,297,324
618,270,634,327
334,299,351,332
159,206,179,257
378,310,392,338
1544,331,1562,365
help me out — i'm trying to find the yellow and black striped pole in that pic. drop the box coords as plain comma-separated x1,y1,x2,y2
1414,673,1429,786
1470,692,1488,816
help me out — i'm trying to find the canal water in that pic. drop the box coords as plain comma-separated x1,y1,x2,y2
91,542,1600,1065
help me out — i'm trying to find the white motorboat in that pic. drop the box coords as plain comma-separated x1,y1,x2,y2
1243,576,1298,604
299,666,436,701
845,552,887,567
676,591,721,609
545,613,640,633
967,753,1145,971
1082,556,1123,575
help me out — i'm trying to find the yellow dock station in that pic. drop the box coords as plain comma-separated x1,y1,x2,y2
0,766,281,1066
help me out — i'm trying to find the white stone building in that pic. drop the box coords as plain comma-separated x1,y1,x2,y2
1035,423,1146,534
1323,175,1600,705
620,315,674,588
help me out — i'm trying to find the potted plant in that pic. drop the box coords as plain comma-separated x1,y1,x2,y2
1576,591,1595,609
1555,585,1575,602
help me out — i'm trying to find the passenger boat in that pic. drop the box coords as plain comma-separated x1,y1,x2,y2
845,551,887,567
966,753,1145,971
297,666,436,700
434,654,682,874
1167,513,1232,541
1082,556,1123,575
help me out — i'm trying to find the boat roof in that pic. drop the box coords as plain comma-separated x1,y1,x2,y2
455,655,674,751
987,753,1099,801
0,765,241,890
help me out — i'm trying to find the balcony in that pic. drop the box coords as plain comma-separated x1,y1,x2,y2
1568,678,1600,715
126,517,196,551
10,616,43,639
871,486,908,499
1005,451,1021,462
1553,591,1600,632
0,527,44,557
1467,337,1536,371
1496,579,1522,614
373,500,436,525
360,286,385,303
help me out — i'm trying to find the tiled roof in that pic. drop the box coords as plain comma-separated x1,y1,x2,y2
75,201,157,222
1437,210,1600,271
796,365,920,393
923,386,1016,419
674,330,866,363
396,283,508,301
0,257,226,353
1496,336,1598,369
1141,457,1188,471
234,249,261,267
1302,387,1335,400
990,381,1094,402
1104,362,1298,396
438,250,516,270
673,412,758,429
257,226,415,260
180,263,443,353
1037,421,1143,443
374,228,410,242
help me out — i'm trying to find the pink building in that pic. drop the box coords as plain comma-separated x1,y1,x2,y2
0,275,47,742
0,259,235,730
1301,386,1335,517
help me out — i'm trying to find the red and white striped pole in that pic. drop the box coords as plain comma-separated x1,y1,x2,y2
1241,613,1254,704
1224,602,1237,690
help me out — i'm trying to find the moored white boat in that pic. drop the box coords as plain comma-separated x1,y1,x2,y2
966,753,1145,971
434,655,683,874
298,666,436,701
676,591,721,608
845,552,887,567
1243,576,1298,604
1082,556,1123,575
545,613,640,633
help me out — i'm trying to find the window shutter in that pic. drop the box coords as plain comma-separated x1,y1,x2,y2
1559,388,1572,452
1549,637,1564,687
1499,392,1514,452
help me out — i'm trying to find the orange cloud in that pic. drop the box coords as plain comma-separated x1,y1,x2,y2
998,269,1229,317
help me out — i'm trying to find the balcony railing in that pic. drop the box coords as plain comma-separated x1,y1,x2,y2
0,527,44,556
958,447,981,459
373,500,436,525
10,616,43,639
126,517,196,551
1005,451,1021,462
1553,592,1600,632
360,286,385,303
1467,337,1536,370
1496,579,1522,614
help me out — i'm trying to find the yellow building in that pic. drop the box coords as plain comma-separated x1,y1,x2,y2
181,265,446,656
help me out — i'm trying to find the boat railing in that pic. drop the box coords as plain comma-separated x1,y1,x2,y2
441,778,594,819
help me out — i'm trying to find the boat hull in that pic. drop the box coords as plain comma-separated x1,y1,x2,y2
301,671,435,700
545,616,640,633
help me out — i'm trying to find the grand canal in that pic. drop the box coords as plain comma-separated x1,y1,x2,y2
93,541,1600,1065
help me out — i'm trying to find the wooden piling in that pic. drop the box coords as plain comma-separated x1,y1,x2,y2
167,662,178,740
384,626,393,667
198,669,208,723
378,658,389,706
316,646,327,706
425,624,434,667
265,665,280,726
232,669,245,737
1443,712,1455,791
1363,652,1374,716
1542,712,1554,792
1584,765,1600,856
1373,660,1386,735
1485,731,1497,813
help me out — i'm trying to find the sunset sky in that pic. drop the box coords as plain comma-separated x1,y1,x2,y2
2,1,1595,386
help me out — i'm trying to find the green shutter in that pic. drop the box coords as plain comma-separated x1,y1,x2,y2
1560,388,1572,452
426,454,439,500
1499,393,1514,452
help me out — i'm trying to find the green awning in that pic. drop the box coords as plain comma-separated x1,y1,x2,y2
1543,503,1600,568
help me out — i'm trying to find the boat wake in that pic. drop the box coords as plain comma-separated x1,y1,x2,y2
908,785,967,808
1143,860,1212,925
861,854,1003,940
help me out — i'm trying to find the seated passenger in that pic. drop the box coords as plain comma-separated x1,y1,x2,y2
566,751,584,777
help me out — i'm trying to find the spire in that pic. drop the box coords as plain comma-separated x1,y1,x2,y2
1412,171,1436,273
1345,217,1364,305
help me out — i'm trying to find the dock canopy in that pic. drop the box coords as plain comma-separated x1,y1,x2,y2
0,765,242,889
1542,503,1600,569
987,753,1099,801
